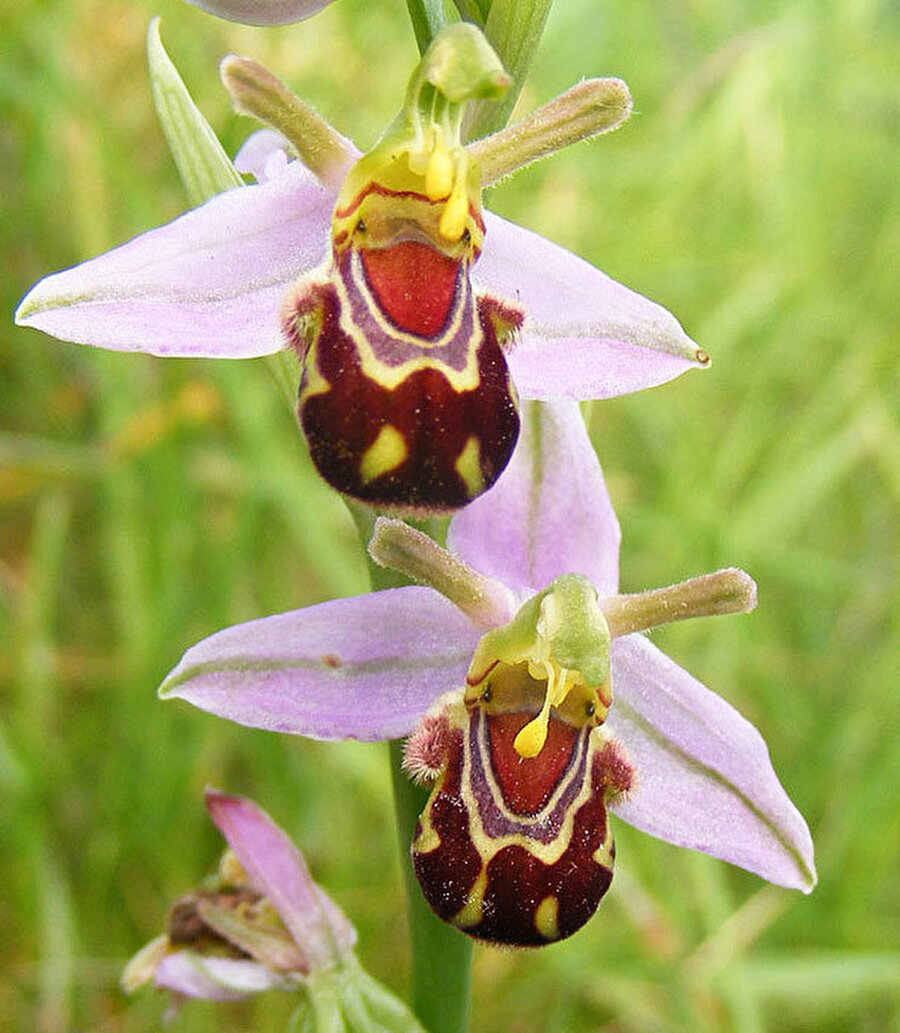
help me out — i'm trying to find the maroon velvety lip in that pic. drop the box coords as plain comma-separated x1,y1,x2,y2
412,710,621,947
296,286,519,514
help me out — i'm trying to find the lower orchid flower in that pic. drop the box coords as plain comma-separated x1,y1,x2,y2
123,788,425,1030
158,400,816,947
14,23,708,516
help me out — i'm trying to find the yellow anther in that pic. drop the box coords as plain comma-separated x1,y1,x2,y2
514,663,570,758
425,136,455,200
513,697,551,758
438,173,469,241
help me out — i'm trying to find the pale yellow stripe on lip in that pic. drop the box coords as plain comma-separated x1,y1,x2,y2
336,250,484,392
360,424,408,484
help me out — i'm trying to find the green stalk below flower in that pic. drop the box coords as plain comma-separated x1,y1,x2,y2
365,547,473,1033
389,739,473,1033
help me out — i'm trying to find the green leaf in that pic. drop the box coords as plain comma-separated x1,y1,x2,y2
146,18,242,207
405,0,447,56
465,0,554,139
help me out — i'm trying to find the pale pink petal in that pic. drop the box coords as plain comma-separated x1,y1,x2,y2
476,212,708,400
234,128,359,185
154,952,283,999
205,790,354,969
607,635,816,891
448,401,620,596
183,0,334,25
159,588,478,739
14,162,333,357
234,129,294,183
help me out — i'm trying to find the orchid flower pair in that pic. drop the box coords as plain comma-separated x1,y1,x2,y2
15,5,813,976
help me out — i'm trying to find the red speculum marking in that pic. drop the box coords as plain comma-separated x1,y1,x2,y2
361,242,460,337
487,711,579,816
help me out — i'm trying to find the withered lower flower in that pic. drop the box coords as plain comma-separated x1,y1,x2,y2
123,789,425,1030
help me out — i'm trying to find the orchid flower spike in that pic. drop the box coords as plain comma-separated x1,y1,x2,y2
15,23,708,516
122,789,424,1030
159,401,816,948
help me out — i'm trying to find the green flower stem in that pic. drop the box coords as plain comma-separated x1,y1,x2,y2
389,739,473,1033
465,0,554,140
359,517,472,1033
406,0,447,56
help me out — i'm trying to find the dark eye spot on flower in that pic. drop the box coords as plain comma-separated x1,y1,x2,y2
356,219,366,235
481,685,492,703
321,654,342,669
585,701,596,717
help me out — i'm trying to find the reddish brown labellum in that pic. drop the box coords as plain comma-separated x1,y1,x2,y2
410,700,633,947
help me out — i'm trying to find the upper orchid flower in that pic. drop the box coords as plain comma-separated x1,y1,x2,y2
158,400,816,946
15,23,708,515
123,788,425,1030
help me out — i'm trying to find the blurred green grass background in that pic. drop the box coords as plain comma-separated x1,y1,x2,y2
2,0,898,1029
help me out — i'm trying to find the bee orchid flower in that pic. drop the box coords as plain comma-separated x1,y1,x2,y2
158,400,816,946
15,24,708,514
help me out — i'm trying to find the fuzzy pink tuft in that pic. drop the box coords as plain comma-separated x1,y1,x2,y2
595,735,636,801
403,705,452,784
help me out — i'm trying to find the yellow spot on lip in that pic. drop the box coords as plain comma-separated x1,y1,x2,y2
592,839,614,869
360,424,408,484
454,435,484,499
534,895,560,941
453,868,488,930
